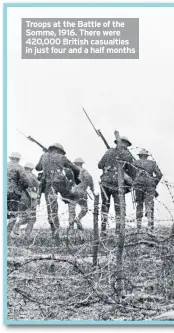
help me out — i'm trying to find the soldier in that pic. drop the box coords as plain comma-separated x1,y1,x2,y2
14,162,40,238
133,149,162,231
68,157,94,230
7,152,30,235
98,136,134,234
35,143,80,237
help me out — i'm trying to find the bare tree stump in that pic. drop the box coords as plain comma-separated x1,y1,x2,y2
114,130,126,297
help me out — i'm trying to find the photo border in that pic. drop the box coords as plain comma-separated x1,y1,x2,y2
3,1,174,326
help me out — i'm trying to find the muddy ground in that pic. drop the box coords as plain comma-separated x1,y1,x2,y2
7,225,174,321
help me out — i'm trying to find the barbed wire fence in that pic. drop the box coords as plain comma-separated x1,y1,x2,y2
7,146,174,321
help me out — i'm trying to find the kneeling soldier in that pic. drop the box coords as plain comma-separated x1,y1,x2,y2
68,157,94,230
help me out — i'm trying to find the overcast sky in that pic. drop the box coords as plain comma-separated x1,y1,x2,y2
7,6,174,227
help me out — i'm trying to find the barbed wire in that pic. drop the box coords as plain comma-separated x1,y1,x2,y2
7,149,174,321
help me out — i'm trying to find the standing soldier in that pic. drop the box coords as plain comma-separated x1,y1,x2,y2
98,136,134,234
35,143,80,237
14,162,40,238
133,149,162,231
68,157,94,230
7,152,30,236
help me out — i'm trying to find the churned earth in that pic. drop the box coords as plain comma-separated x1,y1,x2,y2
7,225,174,321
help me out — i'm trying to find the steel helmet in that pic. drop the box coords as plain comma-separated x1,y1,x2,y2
114,136,132,147
138,149,149,156
74,157,85,164
9,152,21,159
48,143,66,155
24,162,34,169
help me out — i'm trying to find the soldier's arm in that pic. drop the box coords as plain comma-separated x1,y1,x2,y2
153,162,163,185
124,152,136,180
63,156,79,173
35,155,44,171
98,150,112,169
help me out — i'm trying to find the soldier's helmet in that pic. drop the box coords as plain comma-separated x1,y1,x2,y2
24,162,34,169
48,143,66,155
114,136,132,147
138,149,149,156
74,157,85,164
9,152,21,159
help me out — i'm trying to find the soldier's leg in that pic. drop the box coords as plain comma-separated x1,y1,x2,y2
76,195,88,230
145,187,156,230
68,202,76,228
7,193,20,235
45,187,59,236
135,188,144,231
14,193,31,233
25,207,36,237
100,186,111,234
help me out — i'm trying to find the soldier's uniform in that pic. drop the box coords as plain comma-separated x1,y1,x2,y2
133,149,162,230
14,163,40,237
35,143,80,236
68,158,94,230
7,152,30,235
98,137,134,233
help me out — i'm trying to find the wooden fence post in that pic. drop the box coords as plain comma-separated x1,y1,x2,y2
93,194,99,267
114,130,126,297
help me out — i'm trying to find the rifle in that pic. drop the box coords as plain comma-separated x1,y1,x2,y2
16,129,48,152
82,107,110,150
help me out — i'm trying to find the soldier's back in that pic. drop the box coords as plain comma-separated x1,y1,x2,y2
41,152,64,174
76,168,93,191
134,160,155,175
134,160,157,186
99,147,133,168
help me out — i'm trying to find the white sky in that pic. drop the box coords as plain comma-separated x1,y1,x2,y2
7,6,174,228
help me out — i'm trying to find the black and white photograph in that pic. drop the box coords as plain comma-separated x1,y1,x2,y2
5,2,174,325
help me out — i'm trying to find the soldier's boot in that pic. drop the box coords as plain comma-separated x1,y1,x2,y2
137,219,142,232
68,203,76,230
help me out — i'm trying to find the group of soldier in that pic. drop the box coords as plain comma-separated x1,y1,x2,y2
7,135,163,241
